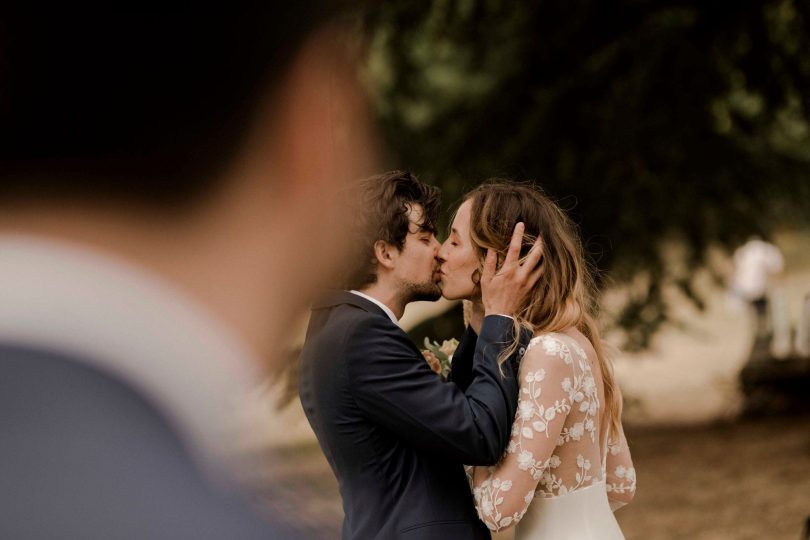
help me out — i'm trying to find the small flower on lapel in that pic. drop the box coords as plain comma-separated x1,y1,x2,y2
422,337,459,379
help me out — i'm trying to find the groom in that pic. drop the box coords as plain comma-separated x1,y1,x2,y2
299,170,540,539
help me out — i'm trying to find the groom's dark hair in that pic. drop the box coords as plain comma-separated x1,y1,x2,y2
340,170,440,290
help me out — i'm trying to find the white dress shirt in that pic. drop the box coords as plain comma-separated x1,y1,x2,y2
349,289,399,324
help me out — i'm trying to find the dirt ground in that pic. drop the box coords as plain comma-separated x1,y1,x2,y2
248,414,810,540
617,415,810,540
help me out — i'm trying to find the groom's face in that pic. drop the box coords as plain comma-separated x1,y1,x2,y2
392,204,442,303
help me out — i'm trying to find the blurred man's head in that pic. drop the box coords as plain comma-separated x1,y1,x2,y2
341,171,443,309
0,10,377,361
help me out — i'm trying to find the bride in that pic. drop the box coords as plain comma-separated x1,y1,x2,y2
437,181,636,539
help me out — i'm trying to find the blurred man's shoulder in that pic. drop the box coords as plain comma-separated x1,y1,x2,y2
0,345,294,539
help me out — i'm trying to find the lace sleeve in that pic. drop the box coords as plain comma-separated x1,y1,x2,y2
471,338,576,532
605,424,636,510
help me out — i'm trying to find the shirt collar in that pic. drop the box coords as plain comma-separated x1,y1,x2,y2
0,234,262,485
349,290,399,324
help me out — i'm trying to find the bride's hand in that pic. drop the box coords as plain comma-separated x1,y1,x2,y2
480,222,544,317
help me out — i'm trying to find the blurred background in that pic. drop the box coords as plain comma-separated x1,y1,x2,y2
241,2,810,538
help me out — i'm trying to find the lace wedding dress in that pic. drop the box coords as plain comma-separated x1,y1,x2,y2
472,332,636,539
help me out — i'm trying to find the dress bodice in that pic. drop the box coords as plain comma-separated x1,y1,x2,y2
471,332,636,537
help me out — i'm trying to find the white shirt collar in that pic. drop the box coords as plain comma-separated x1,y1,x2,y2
0,234,262,485
349,290,398,324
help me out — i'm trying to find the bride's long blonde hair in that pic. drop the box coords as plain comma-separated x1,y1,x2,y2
465,180,622,440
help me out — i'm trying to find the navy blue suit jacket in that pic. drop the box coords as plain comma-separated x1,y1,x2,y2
0,345,297,539
298,291,523,539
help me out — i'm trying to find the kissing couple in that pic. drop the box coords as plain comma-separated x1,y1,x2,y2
299,171,636,539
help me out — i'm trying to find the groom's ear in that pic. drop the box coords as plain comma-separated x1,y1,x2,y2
373,240,397,271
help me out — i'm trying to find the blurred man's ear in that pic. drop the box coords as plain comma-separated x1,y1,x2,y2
220,26,379,355
275,28,377,207
236,26,376,205
269,25,377,284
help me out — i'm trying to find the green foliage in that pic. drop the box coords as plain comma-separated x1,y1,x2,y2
361,0,810,349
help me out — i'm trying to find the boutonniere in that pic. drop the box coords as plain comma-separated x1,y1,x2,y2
422,337,459,379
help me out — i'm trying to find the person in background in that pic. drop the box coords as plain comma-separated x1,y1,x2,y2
729,236,785,338
0,8,375,539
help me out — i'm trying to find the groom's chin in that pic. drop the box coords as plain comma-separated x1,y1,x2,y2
415,290,442,303
407,283,443,303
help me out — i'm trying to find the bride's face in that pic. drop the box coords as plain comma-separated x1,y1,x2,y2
438,199,480,300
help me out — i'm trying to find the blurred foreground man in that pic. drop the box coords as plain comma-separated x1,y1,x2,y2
0,9,374,539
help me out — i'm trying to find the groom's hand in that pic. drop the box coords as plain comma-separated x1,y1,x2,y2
481,222,544,317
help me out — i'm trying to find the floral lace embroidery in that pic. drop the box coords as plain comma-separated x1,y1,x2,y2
606,437,637,497
472,333,630,532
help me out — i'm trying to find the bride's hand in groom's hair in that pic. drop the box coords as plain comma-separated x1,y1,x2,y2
480,222,544,317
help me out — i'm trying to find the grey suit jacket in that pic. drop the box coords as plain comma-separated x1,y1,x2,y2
0,344,297,539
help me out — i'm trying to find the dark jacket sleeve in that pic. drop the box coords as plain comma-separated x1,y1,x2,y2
347,315,521,465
